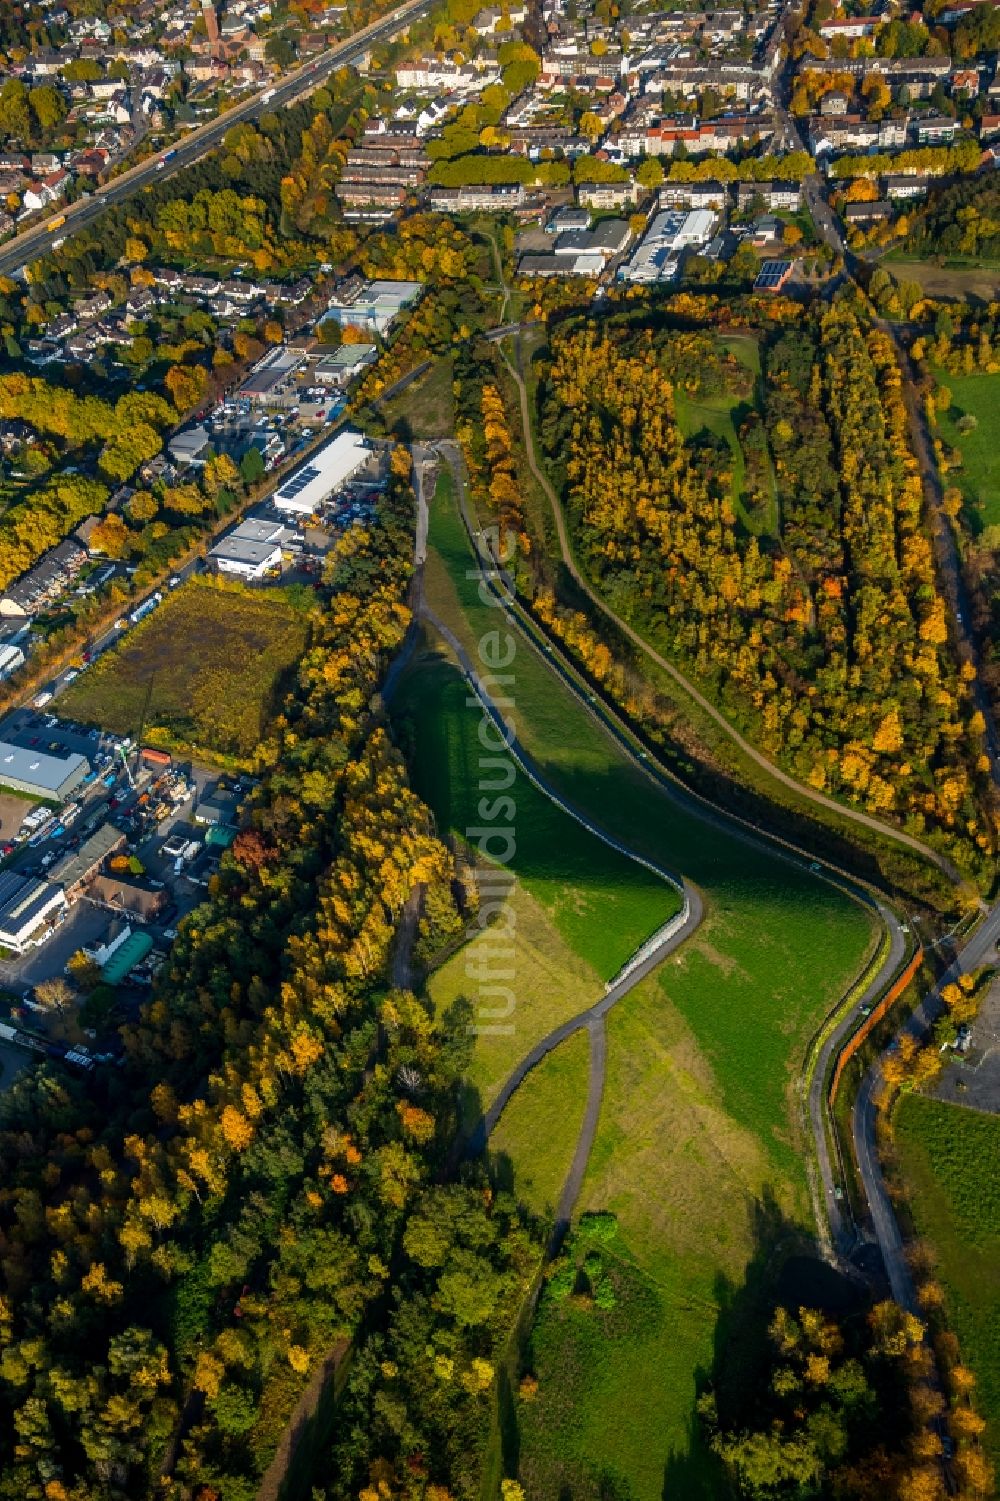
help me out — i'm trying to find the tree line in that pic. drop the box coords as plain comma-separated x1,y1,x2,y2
0,478,538,1500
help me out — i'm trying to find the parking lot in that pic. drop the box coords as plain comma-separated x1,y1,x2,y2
2,705,107,763
932,977,1000,1117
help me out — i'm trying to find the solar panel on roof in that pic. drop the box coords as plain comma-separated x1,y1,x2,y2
754,260,790,288
279,463,321,497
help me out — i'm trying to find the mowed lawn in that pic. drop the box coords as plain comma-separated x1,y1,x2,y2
60,578,311,764
425,869,603,1122
895,1095,1000,1470
489,1028,591,1221
410,462,877,1498
933,368,1000,530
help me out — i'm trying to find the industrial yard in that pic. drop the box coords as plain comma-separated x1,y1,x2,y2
0,697,249,1079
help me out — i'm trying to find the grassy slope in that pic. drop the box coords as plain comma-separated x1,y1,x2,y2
60,579,310,763
933,368,1000,531
895,1094,1000,1469
426,853,602,1117
394,650,676,983
489,1028,591,1220
409,466,877,1497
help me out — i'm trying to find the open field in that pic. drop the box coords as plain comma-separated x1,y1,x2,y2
895,1094,1000,1469
932,368,1000,532
674,387,747,505
425,866,604,1120
673,330,776,537
721,332,762,376
887,257,1000,303
489,1028,591,1220
408,462,878,1496
520,1201,721,1501
375,355,455,441
423,467,875,1180
60,578,311,764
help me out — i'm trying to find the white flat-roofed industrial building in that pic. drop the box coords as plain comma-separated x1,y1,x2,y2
314,344,378,388
322,279,422,335
0,643,25,679
0,741,89,800
209,517,297,580
620,208,717,283
0,870,67,953
272,429,372,517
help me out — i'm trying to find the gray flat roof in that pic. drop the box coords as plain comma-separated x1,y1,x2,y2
316,344,377,369
210,537,283,566
223,517,293,545
0,740,88,793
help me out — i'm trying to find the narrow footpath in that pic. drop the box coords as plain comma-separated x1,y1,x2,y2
495,334,961,885
416,445,911,1264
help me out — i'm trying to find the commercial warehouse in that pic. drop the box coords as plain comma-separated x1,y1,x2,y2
209,518,297,580
49,823,127,899
0,741,89,801
619,209,717,284
0,871,66,954
272,429,372,517
322,279,422,336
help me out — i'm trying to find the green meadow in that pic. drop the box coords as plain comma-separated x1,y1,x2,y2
895,1094,1000,1470
398,464,877,1497
934,369,1000,531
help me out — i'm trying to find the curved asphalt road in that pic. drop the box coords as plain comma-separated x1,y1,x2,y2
404,455,703,1240
420,443,920,1257
0,0,430,279
808,909,908,1260
424,592,702,1216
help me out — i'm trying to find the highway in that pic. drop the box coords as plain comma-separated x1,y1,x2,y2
0,0,430,280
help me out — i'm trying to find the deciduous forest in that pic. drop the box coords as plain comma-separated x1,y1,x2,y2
0,483,534,1501
537,305,995,874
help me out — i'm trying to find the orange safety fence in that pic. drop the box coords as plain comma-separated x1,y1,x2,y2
828,947,924,1108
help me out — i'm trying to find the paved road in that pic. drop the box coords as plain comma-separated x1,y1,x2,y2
419,592,701,1239
494,332,960,884
407,450,702,1237
854,902,1000,1309
808,907,908,1259
421,443,926,1262
798,172,1000,1322
0,0,429,279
